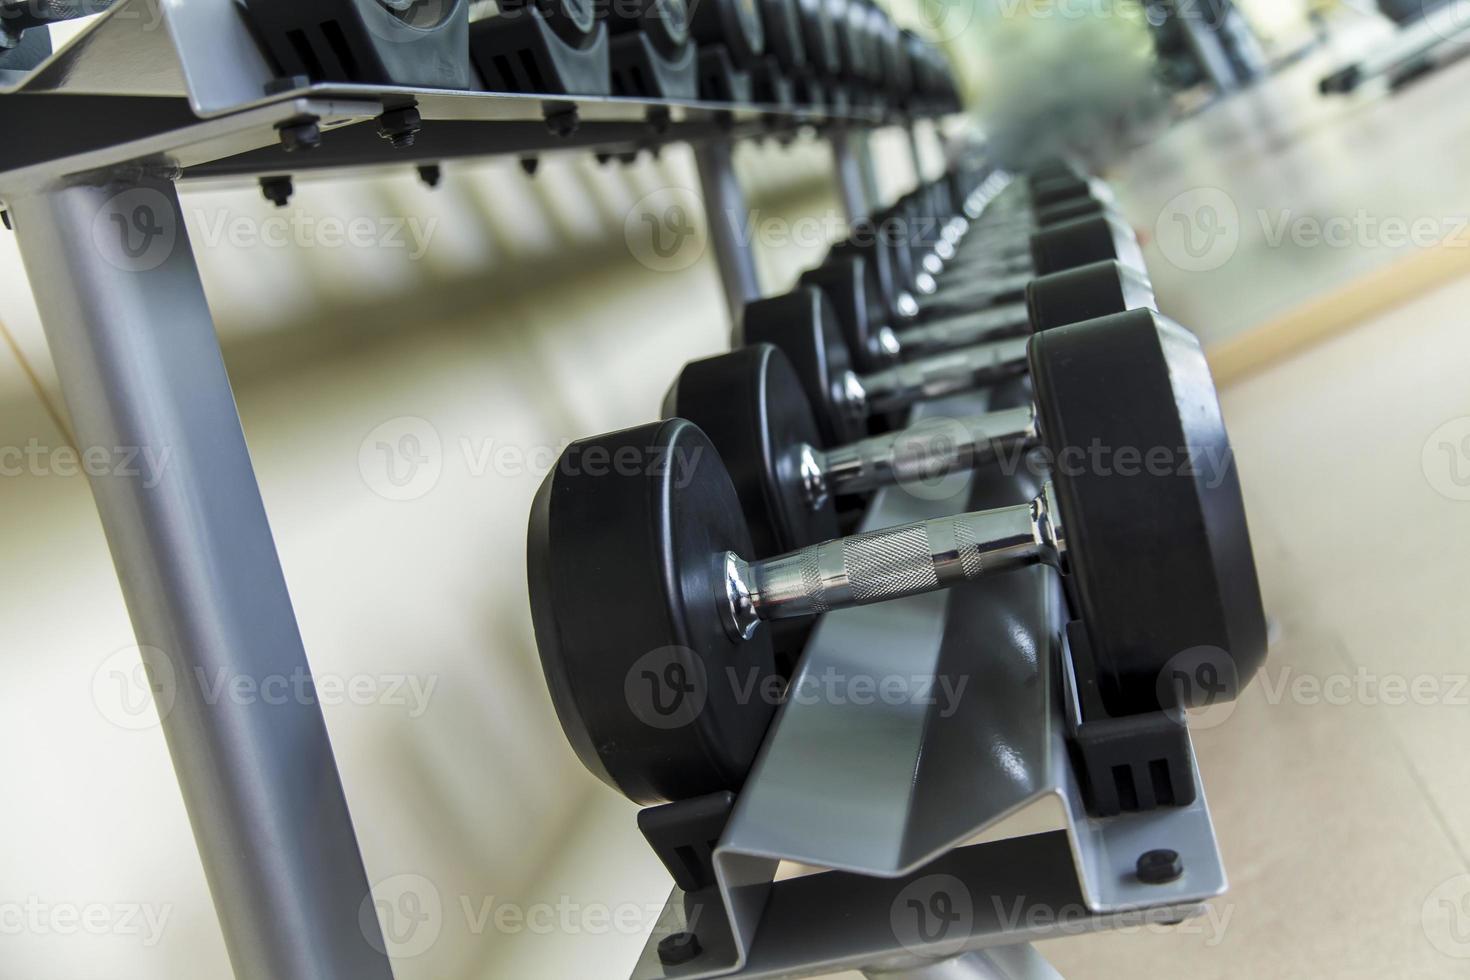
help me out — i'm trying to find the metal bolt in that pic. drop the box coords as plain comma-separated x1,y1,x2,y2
377,106,423,149
657,931,702,966
1,209,10,231
277,119,322,153
545,104,580,138
260,175,294,209
646,105,672,135
519,156,539,177
418,164,443,189
1136,849,1183,885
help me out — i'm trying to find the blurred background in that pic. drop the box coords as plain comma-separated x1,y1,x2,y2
5,1,1470,977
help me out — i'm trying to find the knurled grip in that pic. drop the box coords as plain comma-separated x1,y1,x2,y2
741,502,1048,624
820,408,1035,498
842,523,938,602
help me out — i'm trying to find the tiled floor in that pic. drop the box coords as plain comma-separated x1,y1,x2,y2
1113,30,1470,350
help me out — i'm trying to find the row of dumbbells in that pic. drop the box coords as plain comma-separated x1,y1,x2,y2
528,159,1268,809
228,0,960,113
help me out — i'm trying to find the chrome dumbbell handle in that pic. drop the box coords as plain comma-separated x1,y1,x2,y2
723,484,1066,640
812,404,1037,502
893,301,1030,359
853,335,1031,418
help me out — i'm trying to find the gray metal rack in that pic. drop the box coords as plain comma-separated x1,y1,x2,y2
0,4,1225,980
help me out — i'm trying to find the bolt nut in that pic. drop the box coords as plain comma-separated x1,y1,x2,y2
657,931,702,966
377,106,423,149
277,119,322,153
1136,849,1183,885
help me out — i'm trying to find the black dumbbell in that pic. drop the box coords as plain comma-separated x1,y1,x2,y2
688,0,766,68
747,263,1154,446
605,0,691,61
803,255,1153,377
528,309,1267,803
823,209,1146,370
666,342,1038,557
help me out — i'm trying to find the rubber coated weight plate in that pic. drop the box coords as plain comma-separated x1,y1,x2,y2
1026,260,1156,333
760,0,805,67
668,345,840,558
799,0,840,74
1028,310,1267,716
1030,173,1093,209
743,287,865,445
689,0,765,65
527,419,779,804
611,0,690,53
1031,213,1145,278
801,256,889,373
1034,194,1107,227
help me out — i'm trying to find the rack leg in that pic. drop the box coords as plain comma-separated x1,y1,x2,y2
694,138,762,328
9,176,393,980
831,125,874,223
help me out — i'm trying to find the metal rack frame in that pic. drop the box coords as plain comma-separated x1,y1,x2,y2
1,6,1223,980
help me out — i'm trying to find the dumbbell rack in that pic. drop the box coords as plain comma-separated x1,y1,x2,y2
0,3,1227,980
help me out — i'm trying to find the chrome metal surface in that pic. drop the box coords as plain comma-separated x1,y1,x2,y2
857,336,1031,416
818,406,1038,499
895,302,1030,359
7,177,391,980
797,442,830,512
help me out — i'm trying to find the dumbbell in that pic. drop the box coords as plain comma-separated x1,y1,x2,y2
803,254,1153,378
830,206,1144,354
687,0,765,68
528,309,1268,803
748,262,1154,448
